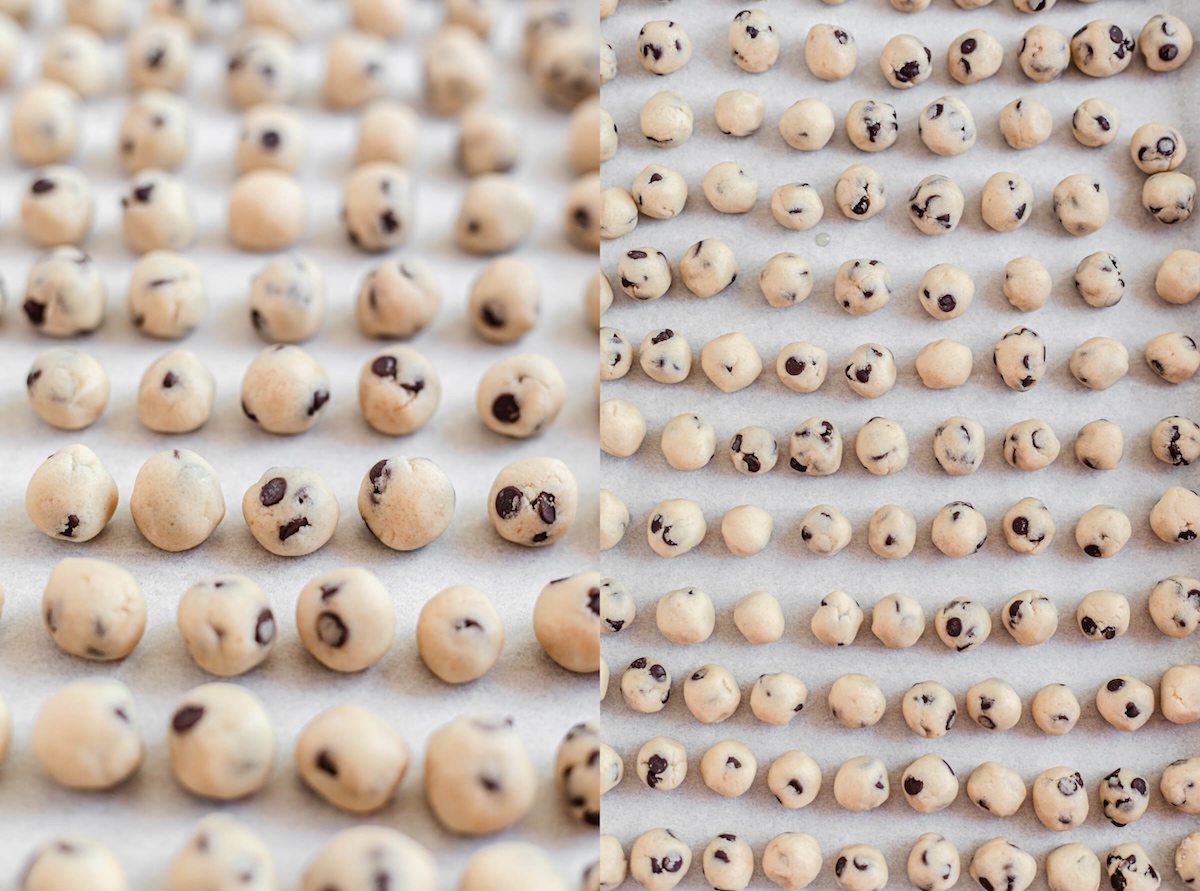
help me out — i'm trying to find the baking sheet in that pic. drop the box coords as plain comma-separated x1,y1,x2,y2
0,0,598,885
600,0,1200,885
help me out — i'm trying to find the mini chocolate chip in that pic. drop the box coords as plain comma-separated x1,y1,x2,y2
533,492,556,524
30,178,55,194
316,611,348,647
172,705,205,732
495,486,522,519
492,394,520,423
904,775,924,795
23,300,46,325
945,617,962,637
308,390,329,416
481,302,504,327
255,609,275,645
260,477,287,506
316,750,338,776
133,183,155,202
61,515,80,537
162,371,179,388
279,517,310,541
372,356,397,378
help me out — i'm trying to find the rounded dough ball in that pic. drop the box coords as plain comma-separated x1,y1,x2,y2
599,489,629,552
704,835,753,891
982,172,1033,232
599,328,631,382
12,80,80,166
728,9,778,73
779,99,835,152
635,20,692,76
599,579,634,635
995,327,1047,391
1100,767,1150,827
20,837,128,891
684,664,741,723
137,349,214,434
829,672,885,727
788,417,843,477
127,250,205,339
721,505,773,557
661,414,716,471
358,456,455,550
949,29,1003,84
25,444,118,543
324,29,387,110
1069,336,1128,390
534,571,600,672
833,757,889,811
1075,504,1131,557
478,353,564,439
631,165,687,220
1143,171,1196,224
902,753,959,814
1146,332,1199,383
751,671,808,725
621,657,671,714
1074,251,1124,308
415,585,505,684
295,566,394,673
343,162,412,252
835,258,892,316
236,103,306,174
1003,496,1055,555
640,328,691,384
907,174,964,235
910,835,960,891
1033,766,1090,830
902,681,957,738
968,763,1026,817
730,425,777,476
460,844,569,891
1097,675,1154,731
166,814,277,891
177,575,276,677
935,597,991,651
299,826,435,891
776,340,827,391
856,416,908,477
1141,13,1192,71
714,88,764,137
1031,684,1080,737
800,504,852,556
806,23,857,81
932,501,987,557
702,162,757,214
1003,256,1051,312
468,257,537,344
1149,576,1200,638
1020,24,1070,82
248,254,325,344
844,343,896,398
971,841,1037,891
767,752,822,811
355,99,419,167
640,90,693,148
656,587,714,645
1150,485,1200,544
240,344,330,435
26,347,109,430
835,163,885,220
355,258,440,339
919,96,977,157
1075,589,1128,641
1070,20,1135,77
1000,96,1052,152
21,165,93,248
599,398,645,459
880,33,931,88
731,590,783,643
630,829,691,891
617,247,671,301
119,90,189,173
33,678,143,790
120,170,194,253
1131,123,1187,176
1073,97,1119,147
295,703,408,813
1076,419,1123,470
872,593,925,648
126,18,191,91
846,99,898,152
226,28,295,108
812,590,864,646
917,340,972,389
700,739,756,798
1002,590,1058,646
680,239,738,299
868,505,916,559
23,246,105,337
835,845,888,891
1162,665,1200,723
167,682,274,800
701,332,761,393
487,456,577,547
1053,174,1109,236
130,448,224,552
241,467,338,557
919,263,973,320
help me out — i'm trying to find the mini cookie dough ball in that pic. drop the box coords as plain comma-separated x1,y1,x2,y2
856,417,908,476
599,490,629,552
638,20,696,75
806,24,857,81
776,341,827,391
656,587,714,645
661,414,716,471
1054,174,1109,236
1076,589,1129,640
23,246,105,337
730,425,777,475
919,96,977,157
11,80,80,166
130,449,224,552
700,740,756,798
33,678,143,789
1150,577,1200,638
919,263,973,320
880,34,932,88
358,456,455,551
1162,665,1200,722
630,830,691,891
20,166,91,247
452,175,534,255
835,845,888,891
599,578,634,635
631,164,687,220
1156,428,1198,477
1073,98,1119,147
20,836,128,891
1076,504,1131,557
1146,333,1199,383
833,757,889,811
1142,14,1192,72
167,682,274,800
137,350,214,434
295,704,407,813
618,248,671,302
846,99,898,152
868,505,916,559
43,26,109,99
767,752,823,810
1003,257,1051,312
936,598,991,652
995,327,1047,391
968,763,1026,817
703,162,757,214
1003,497,1055,555
647,498,705,558
829,673,885,727
118,90,189,173
324,30,386,110
1179,835,1200,889
714,89,764,137
357,259,440,340
1105,845,1160,891
1000,96,1052,150
982,172,1034,232
249,254,324,344
902,681,957,738
640,328,691,384
599,328,632,381
599,399,645,458
751,671,808,725
728,9,778,73
296,566,394,673
1100,768,1150,827
971,841,1037,891
1131,123,1186,173
872,594,925,649
127,251,205,339
800,506,853,558
25,444,118,543
343,162,411,252
226,29,295,109
236,104,305,174
1076,419,1123,470
932,501,987,558
908,174,964,235
684,664,741,723
1070,336,1128,390
300,827,435,891
1074,251,1124,308
811,590,864,647
355,100,418,167
835,258,892,316
27,348,109,430
902,753,959,814
1020,24,1070,82
127,18,190,92
241,467,338,557
167,814,277,891
779,99,835,152
910,835,960,891
1097,675,1154,731
240,345,329,435
556,720,601,824
1144,171,1196,224
844,344,896,398
1071,20,1135,78
1151,485,1200,543
722,505,773,557
681,238,734,297
1033,767,1089,831
917,341,972,389
1004,590,1058,645
1032,684,1080,736
599,38,616,85
949,30,1003,84
640,91,693,148
177,575,275,677
732,590,783,644
564,172,600,250
835,164,886,220
789,417,843,476
1164,758,1200,813
1157,249,1200,305
120,170,194,253
703,835,753,891
456,106,518,176
701,332,761,392
622,657,671,713
478,353,564,439
487,456,576,547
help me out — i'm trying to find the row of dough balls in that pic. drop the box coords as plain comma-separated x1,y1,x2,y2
0,672,595,827
602,14,1189,85
22,825,595,891
600,577,1200,647
27,444,579,552
608,490,1200,560
27,557,597,675
599,831,1187,891
27,341,570,444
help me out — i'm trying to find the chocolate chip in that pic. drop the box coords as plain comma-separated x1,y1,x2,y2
61,515,80,537
172,705,205,732
308,390,329,416
316,750,338,776
495,486,522,519
1107,678,1125,692
261,130,280,149
23,300,46,325
30,178,55,194
260,477,287,506
316,611,348,647
372,356,397,378
481,302,504,327
254,609,275,645
492,394,520,423
904,775,924,795
279,517,310,541
133,183,155,203
961,38,976,54
533,492,556,524
945,617,962,637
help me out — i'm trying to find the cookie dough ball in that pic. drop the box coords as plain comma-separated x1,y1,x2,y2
127,18,190,91
714,89,764,137
1150,577,1200,638
919,96,976,157
751,672,807,725
167,814,277,891
126,250,204,339
662,414,716,471
835,258,891,316
599,328,631,382
647,498,706,558
630,830,691,891
488,456,577,547
299,827,435,891
552,721,600,826
246,255,325,344
1072,251,1124,308
121,170,194,253
949,30,1003,84
855,417,908,477
1071,20,1135,77
702,835,753,891
240,345,329,435
1162,665,1200,722
776,341,827,391
868,505,916,559
530,25,595,109
478,353,564,439
728,591,781,644
767,751,822,811
621,657,670,713
1071,420,1123,471
789,417,842,476
968,763,1026,817
1003,497,1055,555
880,34,932,88
872,594,925,648
119,91,189,175
1003,590,1058,646
634,20,692,76
1142,14,1192,71
835,164,885,220
26,348,109,430
352,100,419,169
902,753,959,814
640,90,693,148
12,80,80,166
684,664,741,723
730,426,777,476
1151,486,1200,543
801,505,852,556
1100,768,1150,827
1069,336,1128,390
680,239,737,298
779,99,835,151
1179,835,1200,890
844,344,896,398
806,24,857,80
1144,171,1196,224
703,162,757,214
829,673,885,727
343,162,411,252
833,756,889,811
982,172,1034,232
1075,504,1131,557
599,399,645,458
359,456,455,550
1131,123,1187,175
177,575,275,677
902,681,957,738
919,263,974,320
322,29,386,110
640,328,691,384
701,332,761,392
909,835,960,891
534,572,600,672
25,444,117,543
425,714,535,834
295,566,394,673
1105,845,1160,891
1020,24,1070,81
564,172,600,250
131,448,224,552
464,264,538,348
1072,98,1120,147
599,489,629,552
1001,256,1050,312
729,9,778,73
835,845,888,891
1054,174,1109,236
617,247,671,301
20,837,128,891
1076,590,1129,640
1097,675,1154,731
599,578,634,635
1032,766,1090,831
995,327,1046,391
226,29,295,109
1158,249,1200,306
358,263,440,342
908,174,964,235
1147,333,1199,384
971,840,1037,891
811,590,864,647
631,165,687,221
349,0,407,38
700,740,756,798
1000,96,1052,150
136,349,213,434
23,246,105,337
168,682,274,800
932,501,987,558
236,104,305,174
295,703,407,813
1164,758,1200,813
935,598,991,652
1030,684,1080,737
917,342,972,391
21,166,92,247
243,467,338,557
33,678,143,789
